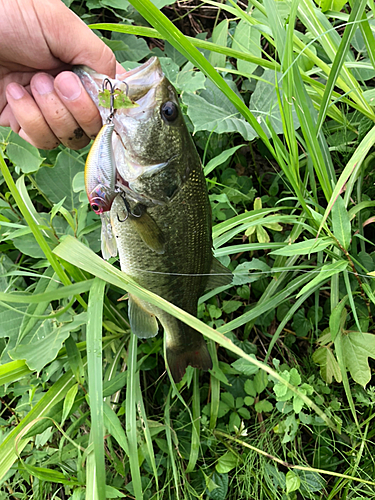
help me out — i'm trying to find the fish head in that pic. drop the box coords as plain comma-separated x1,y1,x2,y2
75,57,198,205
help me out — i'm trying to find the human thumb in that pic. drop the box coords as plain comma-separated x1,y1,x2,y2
35,0,116,77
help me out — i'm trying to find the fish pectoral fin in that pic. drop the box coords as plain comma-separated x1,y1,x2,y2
128,294,159,339
129,205,165,254
205,257,233,290
100,213,117,260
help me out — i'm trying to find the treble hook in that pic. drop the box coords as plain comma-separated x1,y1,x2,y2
117,192,130,223
130,203,143,218
102,78,115,123
122,81,129,97
117,192,144,222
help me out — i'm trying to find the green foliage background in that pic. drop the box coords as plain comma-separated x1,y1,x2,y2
1,0,375,499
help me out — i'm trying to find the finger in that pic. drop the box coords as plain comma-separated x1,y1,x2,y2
0,71,38,116
31,72,91,149
19,129,42,148
0,103,20,133
39,0,116,77
116,62,126,76
6,82,60,149
54,71,102,141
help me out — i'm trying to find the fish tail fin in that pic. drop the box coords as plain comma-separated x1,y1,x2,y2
166,341,212,383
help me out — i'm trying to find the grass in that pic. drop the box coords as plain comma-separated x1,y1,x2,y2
1,0,375,498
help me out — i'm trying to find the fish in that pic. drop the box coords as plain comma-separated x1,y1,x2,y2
75,58,232,382
84,121,117,259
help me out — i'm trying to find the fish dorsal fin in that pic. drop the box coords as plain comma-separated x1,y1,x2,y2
128,293,159,339
205,257,233,290
100,213,118,260
129,204,165,254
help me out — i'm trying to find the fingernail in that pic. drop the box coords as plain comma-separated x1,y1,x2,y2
33,73,54,95
7,83,25,100
56,72,82,101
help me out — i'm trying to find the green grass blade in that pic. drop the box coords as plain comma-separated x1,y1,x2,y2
126,0,275,155
164,389,180,500
334,333,359,427
61,383,79,426
103,341,125,406
297,0,372,115
221,272,312,332
291,63,334,201
297,260,348,299
306,85,349,126
90,23,279,72
343,269,362,333
265,282,323,362
208,340,220,430
103,404,129,456
53,236,340,433
0,360,32,385
0,154,71,289
86,430,99,500
136,383,159,497
126,332,143,500
0,368,77,481
318,125,375,234
0,153,87,310
353,2,375,71
281,0,299,164
215,430,375,486
16,175,55,241
0,279,93,303
214,242,284,256
65,334,86,385
315,0,367,135
264,0,287,59
185,369,200,473
87,278,106,500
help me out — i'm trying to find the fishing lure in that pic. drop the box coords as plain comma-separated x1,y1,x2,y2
84,78,143,259
84,79,118,259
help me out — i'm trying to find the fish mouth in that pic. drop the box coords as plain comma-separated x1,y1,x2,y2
74,57,164,106
75,58,170,196
116,57,164,101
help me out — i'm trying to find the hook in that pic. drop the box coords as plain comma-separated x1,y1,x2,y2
122,81,129,97
130,203,143,218
102,77,115,123
116,192,144,222
117,192,130,223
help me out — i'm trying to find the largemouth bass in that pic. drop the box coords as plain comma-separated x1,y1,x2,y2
75,58,232,382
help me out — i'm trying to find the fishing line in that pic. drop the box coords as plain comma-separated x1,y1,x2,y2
113,264,375,281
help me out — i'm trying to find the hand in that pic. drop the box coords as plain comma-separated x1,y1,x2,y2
0,0,118,150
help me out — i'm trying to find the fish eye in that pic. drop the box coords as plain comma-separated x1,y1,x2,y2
161,101,178,122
